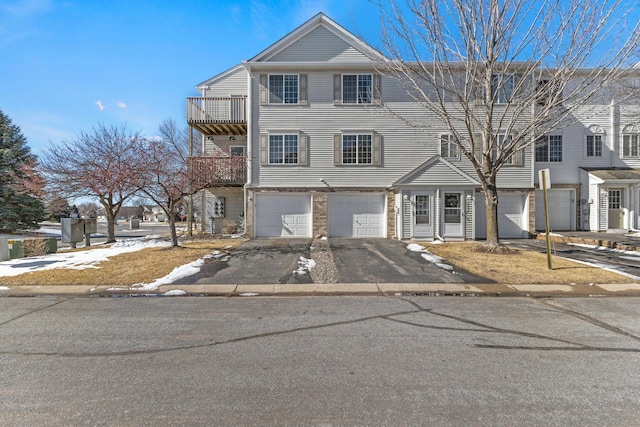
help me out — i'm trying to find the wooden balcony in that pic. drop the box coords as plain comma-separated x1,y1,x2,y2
187,97,247,136
188,155,247,187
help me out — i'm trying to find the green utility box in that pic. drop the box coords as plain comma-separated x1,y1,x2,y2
45,237,58,254
8,239,25,259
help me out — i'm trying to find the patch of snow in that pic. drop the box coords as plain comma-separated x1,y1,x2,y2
421,253,444,263
131,258,205,291
321,236,328,240
162,289,187,296
293,256,316,275
239,292,260,296
0,286,9,290
0,237,170,277
436,263,455,271
407,243,426,252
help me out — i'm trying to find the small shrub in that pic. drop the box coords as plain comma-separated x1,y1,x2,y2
221,219,238,234
24,238,49,257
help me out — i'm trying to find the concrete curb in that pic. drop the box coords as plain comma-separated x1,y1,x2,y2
3,282,640,298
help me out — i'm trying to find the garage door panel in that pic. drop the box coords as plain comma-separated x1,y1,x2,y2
255,194,311,238
536,189,571,231
475,193,526,239
329,194,385,238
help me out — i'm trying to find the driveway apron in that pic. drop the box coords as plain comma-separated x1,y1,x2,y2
329,238,491,283
173,238,313,285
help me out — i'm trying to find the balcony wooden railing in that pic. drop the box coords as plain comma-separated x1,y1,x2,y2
188,155,247,187
187,97,247,136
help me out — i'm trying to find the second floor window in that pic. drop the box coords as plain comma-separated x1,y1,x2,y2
491,74,514,104
623,134,640,158
342,134,372,164
343,74,372,104
535,135,563,162
269,134,298,164
586,134,603,157
440,134,459,159
269,74,298,104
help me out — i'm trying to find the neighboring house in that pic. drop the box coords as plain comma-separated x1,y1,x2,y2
186,12,638,240
533,91,640,233
141,205,166,222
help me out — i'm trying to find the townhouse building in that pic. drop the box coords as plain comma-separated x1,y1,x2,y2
187,13,640,241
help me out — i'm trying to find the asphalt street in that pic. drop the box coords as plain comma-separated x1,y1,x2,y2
1,296,640,426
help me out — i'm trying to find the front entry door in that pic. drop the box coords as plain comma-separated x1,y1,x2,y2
443,192,463,237
413,193,433,239
608,188,624,229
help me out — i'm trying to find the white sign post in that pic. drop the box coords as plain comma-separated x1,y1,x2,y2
538,169,552,269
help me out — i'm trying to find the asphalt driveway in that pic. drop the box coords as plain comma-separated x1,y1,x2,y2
175,238,489,285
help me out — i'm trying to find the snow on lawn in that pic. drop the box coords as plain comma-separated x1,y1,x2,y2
407,243,455,273
0,237,170,277
131,258,206,291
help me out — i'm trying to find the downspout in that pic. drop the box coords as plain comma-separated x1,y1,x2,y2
243,62,252,236
435,186,444,241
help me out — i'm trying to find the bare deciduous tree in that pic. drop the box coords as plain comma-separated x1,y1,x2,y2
41,123,143,243
376,0,640,248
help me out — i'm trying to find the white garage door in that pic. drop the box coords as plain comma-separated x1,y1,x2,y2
535,189,572,231
255,193,311,237
328,193,385,237
476,193,527,239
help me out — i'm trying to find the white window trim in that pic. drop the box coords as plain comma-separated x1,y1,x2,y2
268,74,299,105
342,73,373,105
268,133,299,165
585,126,605,158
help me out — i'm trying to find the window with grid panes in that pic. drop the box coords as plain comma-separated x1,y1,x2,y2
343,74,372,104
269,134,298,164
535,135,562,162
586,134,603,157
269,75,298,104
342,134,372,164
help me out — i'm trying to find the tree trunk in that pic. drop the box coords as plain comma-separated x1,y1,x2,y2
168,211,179,247
104,208,117,243
483,184,500,248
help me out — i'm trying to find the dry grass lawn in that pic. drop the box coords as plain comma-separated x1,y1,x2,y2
4,239,246,287
426,242,638,284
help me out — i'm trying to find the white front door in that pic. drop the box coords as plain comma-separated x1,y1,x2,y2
412,192,433,239
443,192,463,238
608,188,624,229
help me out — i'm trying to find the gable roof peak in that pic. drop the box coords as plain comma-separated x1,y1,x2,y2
247,12,386,63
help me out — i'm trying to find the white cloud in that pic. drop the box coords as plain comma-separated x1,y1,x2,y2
117,101,127,109
95,100,105,111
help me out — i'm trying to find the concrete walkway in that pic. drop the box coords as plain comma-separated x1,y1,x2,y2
3,281,640,298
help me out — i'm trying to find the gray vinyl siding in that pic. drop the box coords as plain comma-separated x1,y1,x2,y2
203,188,244,233
202,67,248,97
251,72,534,189
269,26,373,63
204,136,247,156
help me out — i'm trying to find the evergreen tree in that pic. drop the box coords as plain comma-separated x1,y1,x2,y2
0,110,46,231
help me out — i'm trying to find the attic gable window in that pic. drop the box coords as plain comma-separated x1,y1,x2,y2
343,74,372,104
269,74,298,104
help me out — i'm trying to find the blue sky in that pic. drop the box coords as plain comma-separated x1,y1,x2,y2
0,0,381,155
